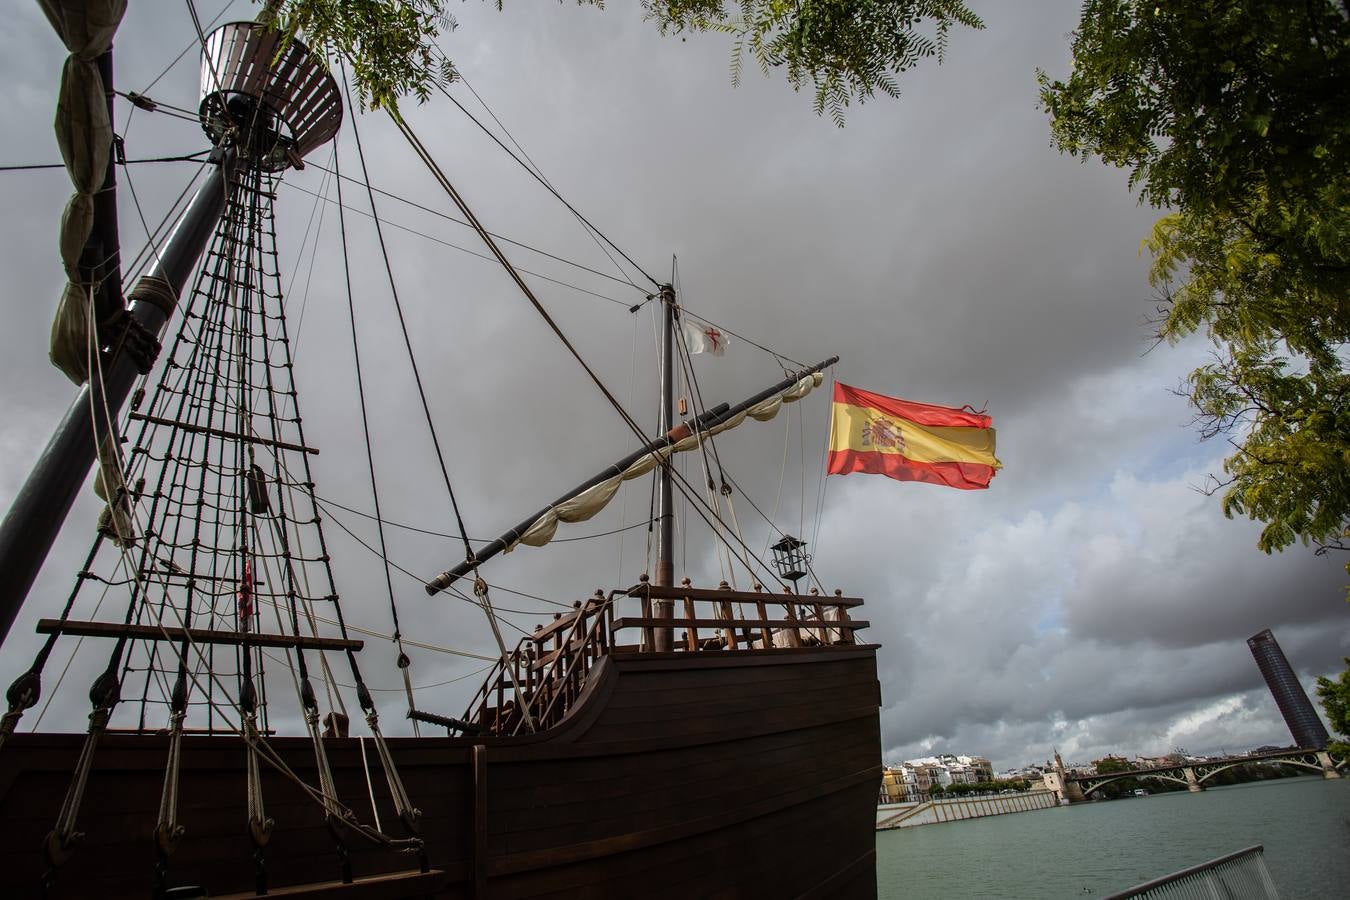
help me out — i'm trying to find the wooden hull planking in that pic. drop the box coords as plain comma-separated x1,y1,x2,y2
0,646,881,898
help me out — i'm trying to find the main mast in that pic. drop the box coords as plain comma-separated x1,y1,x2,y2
653,282,677,650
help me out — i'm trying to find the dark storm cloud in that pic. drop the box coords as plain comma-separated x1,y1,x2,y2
1,1,1345,764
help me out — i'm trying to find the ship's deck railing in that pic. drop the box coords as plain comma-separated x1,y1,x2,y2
1100,845,1280,900
459,579,869,736
617,578,869,652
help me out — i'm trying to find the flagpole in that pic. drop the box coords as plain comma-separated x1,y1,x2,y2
653,283,677,651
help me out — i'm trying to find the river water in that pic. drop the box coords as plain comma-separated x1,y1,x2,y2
876,776,1350,899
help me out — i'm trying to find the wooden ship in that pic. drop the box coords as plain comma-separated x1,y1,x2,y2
0,16,882,899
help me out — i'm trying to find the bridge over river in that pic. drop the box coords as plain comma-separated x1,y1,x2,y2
1043,747,1344,803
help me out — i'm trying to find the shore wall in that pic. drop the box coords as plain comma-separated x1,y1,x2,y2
875,789,1057,830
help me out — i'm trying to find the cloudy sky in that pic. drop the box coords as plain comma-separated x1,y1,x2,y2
1,1,1345,771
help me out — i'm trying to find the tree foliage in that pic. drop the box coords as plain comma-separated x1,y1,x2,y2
256,1,982,121
257,0,459,109
1092,755,1136,774
1090,755,1139,798
642,1,983,125
1316,659,1350,759
1038,1,1350,568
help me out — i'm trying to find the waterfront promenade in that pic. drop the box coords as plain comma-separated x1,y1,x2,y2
876,789,1057,830
875,775,1348,899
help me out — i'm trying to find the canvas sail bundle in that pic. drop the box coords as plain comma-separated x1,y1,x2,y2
41,0,128,384
512,371,823,549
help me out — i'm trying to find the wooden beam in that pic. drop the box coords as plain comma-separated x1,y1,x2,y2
36,618,362,652
612,617,869,632
627,583,865,607
472,745,488,899
128,412,319,455
529,610,581,643
215,869,447,898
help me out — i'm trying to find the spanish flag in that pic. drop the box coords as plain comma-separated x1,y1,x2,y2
827,383,1000,490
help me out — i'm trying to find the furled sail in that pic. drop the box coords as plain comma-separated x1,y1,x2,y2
42,0,128,383
513,371,823,548
424,360,835,594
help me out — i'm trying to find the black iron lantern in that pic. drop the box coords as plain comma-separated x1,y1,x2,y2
770,535,809,589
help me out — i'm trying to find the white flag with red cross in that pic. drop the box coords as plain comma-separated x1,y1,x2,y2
681,318,730,356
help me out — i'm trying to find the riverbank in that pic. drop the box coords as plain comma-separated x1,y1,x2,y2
876,776,1349,899
876,789,1057,829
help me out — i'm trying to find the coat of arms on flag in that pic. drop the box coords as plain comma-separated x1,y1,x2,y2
827,383,1000,490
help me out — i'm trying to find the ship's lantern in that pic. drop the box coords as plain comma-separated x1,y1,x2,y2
770,535,809,589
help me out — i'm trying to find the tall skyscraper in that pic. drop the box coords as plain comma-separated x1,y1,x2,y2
1247,629,1330,749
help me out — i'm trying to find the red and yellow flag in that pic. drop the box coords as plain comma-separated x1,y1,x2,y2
827,383,1000,490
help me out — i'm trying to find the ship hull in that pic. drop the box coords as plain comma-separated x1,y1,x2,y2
0,645,880,898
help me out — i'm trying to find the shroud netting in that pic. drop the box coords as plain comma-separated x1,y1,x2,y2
67,160,352,736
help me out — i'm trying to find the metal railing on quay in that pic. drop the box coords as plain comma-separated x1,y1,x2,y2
1100,845,1280,900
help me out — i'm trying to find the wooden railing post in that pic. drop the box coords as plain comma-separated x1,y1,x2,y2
638,574,654,651
754,583,772,648
682,578,698,651
605,596,616,651
608,581,867,653
809,587,828,646
494,652,506,732
834,589,852,645
589,590,605,661
717,581,738,649
525,639,536,702
782,587,803,648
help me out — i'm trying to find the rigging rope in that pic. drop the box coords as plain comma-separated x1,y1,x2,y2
351,94,806,596
100,151,419,852
0,151,211,172
260,649,493,693
139,0,240,96
679,307,807,370
431,66,659,290
799,387,807,541
617,304,641,585
283,146,336,358
385,107,653,447
312,494,653,544
252,157,424,836
331,133,410,696
18,160,421,867
473,576,536,732
809,365,837,557
453,71,646,295
342,69,476,566
295,162,645,292
671,284,735,585
384,100,794,593
343,71,533,741
279,180,634,307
